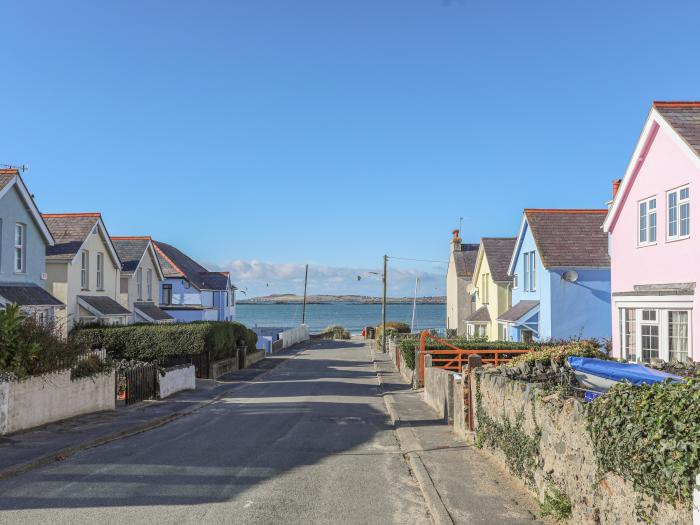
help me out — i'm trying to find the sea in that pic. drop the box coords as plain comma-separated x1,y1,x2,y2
235,302,446,335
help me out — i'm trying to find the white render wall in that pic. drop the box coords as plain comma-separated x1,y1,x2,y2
280,325,310,348
158,366,195,399
0,370,115,435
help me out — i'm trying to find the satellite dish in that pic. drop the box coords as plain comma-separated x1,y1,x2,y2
562,270,579,283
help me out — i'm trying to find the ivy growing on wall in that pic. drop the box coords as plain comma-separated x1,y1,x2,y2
474,373,541,483
587,379,700,507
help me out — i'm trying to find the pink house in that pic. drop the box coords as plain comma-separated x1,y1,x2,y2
604,101,699,363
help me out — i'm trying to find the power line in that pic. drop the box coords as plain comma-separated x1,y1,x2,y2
387,256,448,264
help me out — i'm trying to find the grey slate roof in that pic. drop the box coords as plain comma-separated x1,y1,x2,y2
655,103,700,157
0,283,63,306
78,295,131,316
153,240,230,291
112,238,150,273
498,300,539,322
43,214,100,260
134,302,174,321
525,210,609,268
482,238,517,282
613,282,695,297
454,244,480,278
465,306,491,323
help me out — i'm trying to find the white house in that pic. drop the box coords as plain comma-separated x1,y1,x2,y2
42,213,130,331
111,236,174,324
446,230,479,336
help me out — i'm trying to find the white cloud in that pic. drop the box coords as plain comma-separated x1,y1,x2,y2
209,259,445,298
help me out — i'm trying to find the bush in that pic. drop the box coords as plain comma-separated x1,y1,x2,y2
399,338,417,370
508,340,604,367
375,322,411,349
0,305,99,379
72,321,257,361
587,379,700,506
320,326,350,340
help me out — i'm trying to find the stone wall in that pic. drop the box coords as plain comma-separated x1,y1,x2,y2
1,370,115,435
209,356,239,379
452,374,467,440
244,349,266,368
472,369,692,525
387,338,416,385
158,365,195,399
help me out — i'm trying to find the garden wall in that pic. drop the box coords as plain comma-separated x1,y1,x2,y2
387,337,416,385
423,363,454,423
279,325,309,349
472,369,691,525
209,356,239,379
158,365,195,399
245,349,266,368
0,370,115,435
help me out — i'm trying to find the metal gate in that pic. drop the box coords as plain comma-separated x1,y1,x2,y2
116,363,159,405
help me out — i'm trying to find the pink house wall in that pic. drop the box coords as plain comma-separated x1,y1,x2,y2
609,120,699,360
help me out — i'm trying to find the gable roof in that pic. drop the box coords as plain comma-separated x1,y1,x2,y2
111,236,164,280
604,102,700,232
511,210,609,271
453,244,480,278
654,102,700,157
465,305,491,323
480,237,517,283
153,240,230,291
42,213,121,267
0,169,55,245
111,237,150,272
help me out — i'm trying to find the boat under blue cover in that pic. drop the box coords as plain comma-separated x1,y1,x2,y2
567,357,682,391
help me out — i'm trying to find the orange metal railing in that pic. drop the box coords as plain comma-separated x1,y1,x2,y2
418,330,535,385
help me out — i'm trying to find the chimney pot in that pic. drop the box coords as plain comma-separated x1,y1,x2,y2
612,179,622,199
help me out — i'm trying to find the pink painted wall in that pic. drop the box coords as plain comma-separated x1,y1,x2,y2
609,120,699,360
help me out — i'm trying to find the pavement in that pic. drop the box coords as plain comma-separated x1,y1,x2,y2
0,339,541,524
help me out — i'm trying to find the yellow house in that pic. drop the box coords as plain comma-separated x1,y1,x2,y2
466,237,516,340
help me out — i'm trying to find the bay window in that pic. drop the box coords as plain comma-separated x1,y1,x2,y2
619,307,691,363
639,197,657,245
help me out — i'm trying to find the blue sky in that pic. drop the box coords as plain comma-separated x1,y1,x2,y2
3,1,700,297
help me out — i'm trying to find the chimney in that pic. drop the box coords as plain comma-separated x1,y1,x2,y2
452,229,462,252
612,179,622,199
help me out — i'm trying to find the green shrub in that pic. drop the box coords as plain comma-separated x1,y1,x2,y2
72,321,257,361
539,480,572,521
375,322,411,349
0,305,97,379
399,338,417,370
318,325,351,340
587,379,700,506
508,340,603,367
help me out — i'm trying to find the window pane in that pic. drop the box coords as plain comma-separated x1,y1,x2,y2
680,203,690,236
681,187,689,200
668,192,678,237
624,309,636,361
639,202,647,242
668,311,689,362
649,198,656,210
641,325,659,362
649,211,656,242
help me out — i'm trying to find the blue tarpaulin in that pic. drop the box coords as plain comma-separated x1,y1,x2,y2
567,357,682,386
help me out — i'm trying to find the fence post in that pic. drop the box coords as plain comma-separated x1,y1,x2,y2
466,354,483,432
419,330,427,386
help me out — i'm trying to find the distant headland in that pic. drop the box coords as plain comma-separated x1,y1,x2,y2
238,294,446,305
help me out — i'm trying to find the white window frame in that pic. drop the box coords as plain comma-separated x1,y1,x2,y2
617,302,693,363
481,273,489,304
667,185,690,242
14,223,25,273
529,251,536,291
523,252,530,292
96,252,104,290
81,250,90,290
512,273,518,289
638,196,657,246
147,269,153,301
137,267,143,300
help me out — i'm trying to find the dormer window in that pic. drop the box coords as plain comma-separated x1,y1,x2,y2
638,197,657,246
667,186,690,241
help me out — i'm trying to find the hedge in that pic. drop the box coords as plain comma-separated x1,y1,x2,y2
72,321,257,361
588,379,700,507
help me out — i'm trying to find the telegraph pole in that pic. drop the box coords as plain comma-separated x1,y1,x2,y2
301,264,309,325
382,255,388,353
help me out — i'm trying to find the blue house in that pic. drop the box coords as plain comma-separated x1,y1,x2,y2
498,209,611,343
0,169,63,322
153,240,236,322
